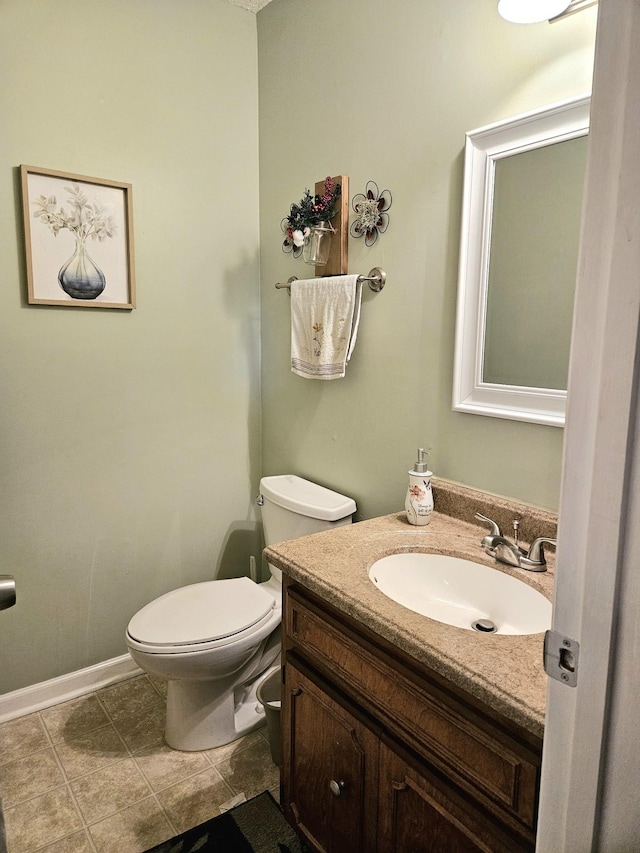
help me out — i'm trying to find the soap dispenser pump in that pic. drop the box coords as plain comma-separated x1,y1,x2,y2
405,448,434,526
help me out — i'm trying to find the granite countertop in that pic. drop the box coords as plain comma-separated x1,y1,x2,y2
265,486,556,741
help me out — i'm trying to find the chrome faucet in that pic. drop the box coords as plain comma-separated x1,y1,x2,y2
475,513,555,572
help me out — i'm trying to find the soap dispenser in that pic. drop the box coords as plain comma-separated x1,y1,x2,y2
405,448,434,526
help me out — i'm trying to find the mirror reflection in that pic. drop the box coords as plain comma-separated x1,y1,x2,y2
483,136,588,390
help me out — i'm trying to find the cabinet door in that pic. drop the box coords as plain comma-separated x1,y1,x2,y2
283,662,379,853
378,741,530,853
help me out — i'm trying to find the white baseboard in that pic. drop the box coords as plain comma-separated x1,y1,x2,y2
0,654,143,724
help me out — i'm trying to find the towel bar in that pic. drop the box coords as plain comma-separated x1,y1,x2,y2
275,267,387,294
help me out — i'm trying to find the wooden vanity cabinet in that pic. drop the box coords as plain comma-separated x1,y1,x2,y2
282,577,543,853
285,662,380,853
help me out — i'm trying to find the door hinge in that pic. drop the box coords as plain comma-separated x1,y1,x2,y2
544,630,579,687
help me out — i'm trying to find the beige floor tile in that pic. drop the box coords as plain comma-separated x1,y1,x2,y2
31,829,94,853
145,674,168,699
215,738,280,800
97,676,163,721
133,742,208,792
87,796,173,853
0,747,65,807
111,703,165,754
0,715,49,765
40,694,109,744
2,681,279,852
204,729,265,766
53,724,127,781
70,757,151,825
155,766,234,835
4,786,83,853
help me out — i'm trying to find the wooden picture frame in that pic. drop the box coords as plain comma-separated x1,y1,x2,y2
20,165,136,309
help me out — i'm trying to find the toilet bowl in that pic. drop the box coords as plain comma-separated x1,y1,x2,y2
127,577,282,750
125,475,356,751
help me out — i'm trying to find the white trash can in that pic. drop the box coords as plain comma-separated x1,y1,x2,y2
257,667,282,766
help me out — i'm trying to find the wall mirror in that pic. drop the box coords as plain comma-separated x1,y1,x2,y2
453,95,590,427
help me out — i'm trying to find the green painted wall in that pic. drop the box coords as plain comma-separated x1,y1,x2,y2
0,0,261,693
258,0,597,518
0,0,598,696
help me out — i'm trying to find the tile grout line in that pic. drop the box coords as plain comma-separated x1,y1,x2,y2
3,684,161,852
37,701,100,853
0,712,51,770
89,676,201,841
2,708,86,853
72,681,177,845
92,676,184,838
2,676,277,853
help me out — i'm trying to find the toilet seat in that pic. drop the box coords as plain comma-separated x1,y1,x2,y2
127,577,277,653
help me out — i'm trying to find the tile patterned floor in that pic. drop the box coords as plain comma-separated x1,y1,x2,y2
0,674,280,853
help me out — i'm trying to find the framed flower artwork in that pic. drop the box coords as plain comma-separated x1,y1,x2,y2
20,165,136,309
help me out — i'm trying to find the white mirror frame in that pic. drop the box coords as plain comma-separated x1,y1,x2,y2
453,94,591,427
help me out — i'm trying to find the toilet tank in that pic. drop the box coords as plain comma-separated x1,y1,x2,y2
259,475,356,547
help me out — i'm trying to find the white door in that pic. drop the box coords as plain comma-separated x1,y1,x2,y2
537,1,640,850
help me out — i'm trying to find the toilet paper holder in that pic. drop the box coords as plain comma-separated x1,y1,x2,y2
0,575,16,610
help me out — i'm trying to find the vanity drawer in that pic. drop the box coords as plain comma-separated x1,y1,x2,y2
285,585,540,834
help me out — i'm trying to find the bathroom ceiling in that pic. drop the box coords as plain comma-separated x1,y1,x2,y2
226,0,273,11
226,0,594,15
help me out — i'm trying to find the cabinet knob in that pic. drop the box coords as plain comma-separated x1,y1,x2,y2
329,779,345,798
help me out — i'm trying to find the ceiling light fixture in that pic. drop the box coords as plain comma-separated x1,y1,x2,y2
497,0,572,23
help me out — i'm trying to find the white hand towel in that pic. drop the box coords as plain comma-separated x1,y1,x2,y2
290,275,362,380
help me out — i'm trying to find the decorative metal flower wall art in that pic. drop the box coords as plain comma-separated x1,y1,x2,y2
350,181,392,246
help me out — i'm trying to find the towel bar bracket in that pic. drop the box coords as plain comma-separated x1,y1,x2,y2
274,267,387,294
364,267,386,292
274,277,299,292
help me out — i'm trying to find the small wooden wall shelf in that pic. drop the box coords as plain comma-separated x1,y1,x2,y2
315,174,349,277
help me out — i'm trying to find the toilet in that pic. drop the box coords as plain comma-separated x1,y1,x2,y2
125,475,356,751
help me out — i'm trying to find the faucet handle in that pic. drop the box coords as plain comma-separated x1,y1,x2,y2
475,513,504,554
474,513,502,537
526,537,557,566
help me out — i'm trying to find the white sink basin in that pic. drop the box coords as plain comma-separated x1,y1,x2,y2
369,553,551,635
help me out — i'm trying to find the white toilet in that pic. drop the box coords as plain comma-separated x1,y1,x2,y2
125,475,356,751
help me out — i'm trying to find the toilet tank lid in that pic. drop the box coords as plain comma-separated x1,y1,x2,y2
260,475,356,522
